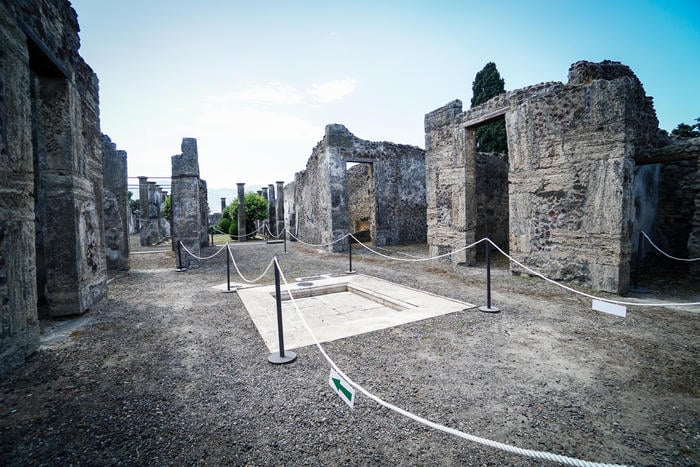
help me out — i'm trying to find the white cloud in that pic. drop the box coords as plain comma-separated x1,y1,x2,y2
307,79,358,103
194,106,321,143
209,82,303,105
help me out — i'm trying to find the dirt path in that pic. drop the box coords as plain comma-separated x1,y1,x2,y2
1,237,698,465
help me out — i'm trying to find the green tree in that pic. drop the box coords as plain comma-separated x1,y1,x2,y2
127,191,139,217
671,117,700,138
161,195,172,221
471,62,507,154
226,192,268,240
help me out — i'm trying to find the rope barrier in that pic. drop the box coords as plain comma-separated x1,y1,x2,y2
225,224,265,240
345,234,699,308
265,224,285,239
641,231,700,262
272,258,625,467
349,233,483,262
178,242,228,261
486,239,700,307
227,244,275,283
287,229,351,248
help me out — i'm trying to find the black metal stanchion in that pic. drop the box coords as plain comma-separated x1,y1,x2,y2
268,257,297,364
345,234,356,274
283,228,287,254
223,243,235,293
479,241,500,313
176,241,186,272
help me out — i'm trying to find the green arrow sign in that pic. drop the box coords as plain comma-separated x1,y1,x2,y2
329,367,355,409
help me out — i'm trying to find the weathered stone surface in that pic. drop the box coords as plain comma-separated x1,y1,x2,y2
199,179,208,246
288,124,426,252
267,183,276,236
1,0,106,373
138,178,168,246
425,61,669,293
172,138,201,267
102,134,129,270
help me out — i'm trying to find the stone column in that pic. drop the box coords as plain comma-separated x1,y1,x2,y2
220,197,226,213
261,186,268,201
237,183,246,241
102,135,129,270
138,176,150,246
268,183,277,236
276,181,285,236
171,138,201,268
199,179,208,247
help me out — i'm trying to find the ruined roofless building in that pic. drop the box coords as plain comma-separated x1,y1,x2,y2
425,60,699,293
288,124,426,252
1,0,109,374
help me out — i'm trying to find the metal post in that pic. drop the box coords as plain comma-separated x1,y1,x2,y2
283,227,287,254
176,241,185,272
268,257,297,364
479,241,500,313
226,243,232,292
345,234,356,274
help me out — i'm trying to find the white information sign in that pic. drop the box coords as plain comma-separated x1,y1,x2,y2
592,299,627,317
329,367,355,409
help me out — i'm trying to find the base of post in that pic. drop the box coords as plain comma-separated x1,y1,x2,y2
345,270,357,275
175,268,187,272
222,288,237,293
268,351,297,364
479,306,500,313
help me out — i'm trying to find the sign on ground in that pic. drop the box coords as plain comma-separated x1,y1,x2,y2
329,367,355,409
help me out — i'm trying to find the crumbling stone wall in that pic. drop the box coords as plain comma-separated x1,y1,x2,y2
171,138,202,268
657,155,698,259
1,0,107,373
138,178,169,246
288,124,426,252
346,163,375,240
102,134,129,270
199,179,208,247
426,61,661,293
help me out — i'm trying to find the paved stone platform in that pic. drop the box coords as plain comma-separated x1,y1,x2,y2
236,274,475,351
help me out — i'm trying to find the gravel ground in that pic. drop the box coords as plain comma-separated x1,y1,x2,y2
1,235,698,466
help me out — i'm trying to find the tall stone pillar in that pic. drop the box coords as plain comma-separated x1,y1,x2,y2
138,177,153,246
276,181,285,236
268,183,277,236
102,135,129,270
199,179,209,247
220,197,226,213
262,186,268,201
237,183,246,241
171,138,201,268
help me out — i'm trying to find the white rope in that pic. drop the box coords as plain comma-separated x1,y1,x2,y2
178,242,227,261
227,224,265,240
486,239,700,307
273,258,625,467
642,231,700,262
349,233,484,262
287,230,351,248
226,244,275,283
265,224,285,239
210,225,228,235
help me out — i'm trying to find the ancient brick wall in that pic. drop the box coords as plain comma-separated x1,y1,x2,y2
426,61,662,293
346,163,375,240
1,0,107,373
290,124,426,252
102,134,129,270
657,157,698,258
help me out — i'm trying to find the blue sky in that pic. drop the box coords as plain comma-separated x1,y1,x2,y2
71,0,700,189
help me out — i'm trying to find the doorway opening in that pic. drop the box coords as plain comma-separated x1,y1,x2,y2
345,161,375,245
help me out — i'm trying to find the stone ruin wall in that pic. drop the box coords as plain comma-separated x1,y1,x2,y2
288,124,426,252
171,138,208,268
346,162,375,241
138,178,169,246
1,0,107,374
102,134,129,270
426,61,666,293
657,152,698,259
